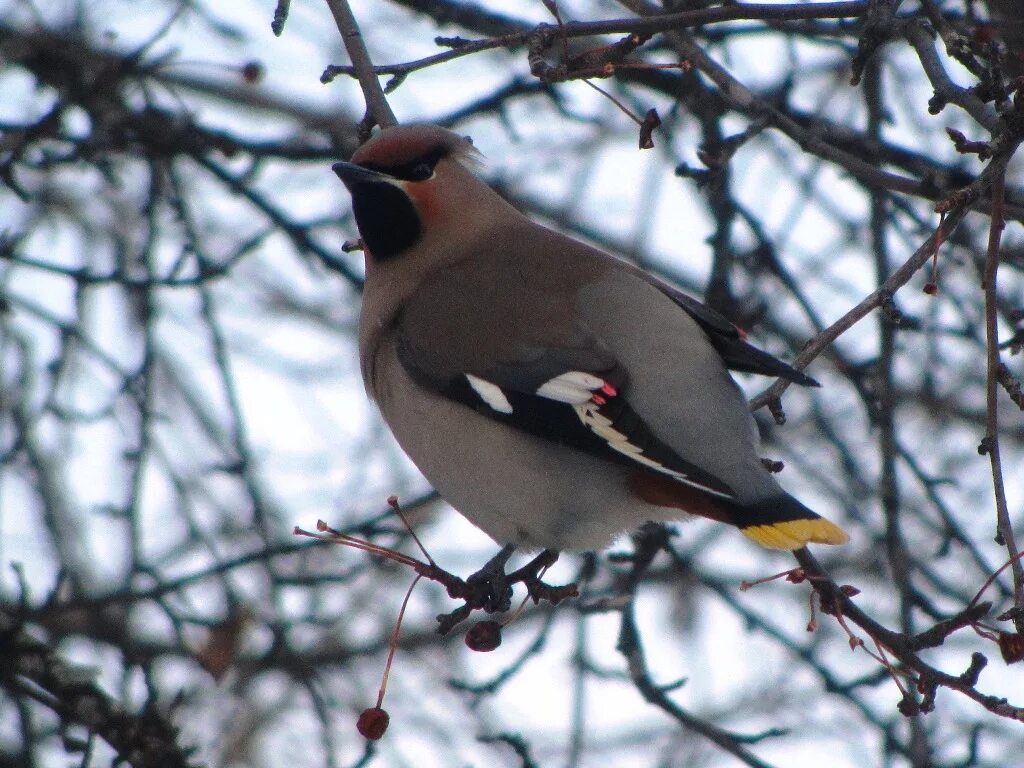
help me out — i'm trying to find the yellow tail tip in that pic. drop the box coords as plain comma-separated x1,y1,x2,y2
741,518,849,550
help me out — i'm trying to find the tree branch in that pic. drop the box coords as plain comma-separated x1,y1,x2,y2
0,608,199,768
323,0,398,132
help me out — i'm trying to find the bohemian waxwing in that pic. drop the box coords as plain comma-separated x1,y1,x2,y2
332,124,848,552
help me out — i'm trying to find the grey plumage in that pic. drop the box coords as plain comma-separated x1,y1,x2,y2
335,124,848,551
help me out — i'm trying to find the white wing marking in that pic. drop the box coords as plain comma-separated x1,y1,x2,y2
573,404,733,499
466,374,514,414
536,371,606,404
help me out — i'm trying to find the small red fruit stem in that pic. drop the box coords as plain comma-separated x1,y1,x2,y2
293,522,422,569
387,496,436,565
377,574,423,708
967,550,1024,613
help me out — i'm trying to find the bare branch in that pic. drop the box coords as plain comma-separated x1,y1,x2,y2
323,0,398,131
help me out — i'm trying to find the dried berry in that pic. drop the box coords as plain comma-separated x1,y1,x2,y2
465,620,502,652
998,632,1024,665
356,707,390,740
639,108,661,150
240,61,264,84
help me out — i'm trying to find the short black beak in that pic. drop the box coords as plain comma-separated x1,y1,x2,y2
331,161,395,187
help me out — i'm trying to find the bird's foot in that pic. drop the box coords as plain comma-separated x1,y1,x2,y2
465,543,516,613
509,549,576,605
434,547,578,635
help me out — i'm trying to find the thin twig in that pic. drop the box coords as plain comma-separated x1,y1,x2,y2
981,171,1023,632
794,548,1024,722
750,146,1018,411
322,0,397,131
322,1,870,83
612,527,780,767
903,18,999,131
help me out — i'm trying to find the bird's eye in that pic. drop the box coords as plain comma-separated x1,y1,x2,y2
408,162,434,181
388,149,446,181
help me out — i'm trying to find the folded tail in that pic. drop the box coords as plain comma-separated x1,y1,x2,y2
731,494,848,550
631,471,849,550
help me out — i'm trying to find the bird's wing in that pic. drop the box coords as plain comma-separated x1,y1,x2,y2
394,253,736,499
646,275,820,387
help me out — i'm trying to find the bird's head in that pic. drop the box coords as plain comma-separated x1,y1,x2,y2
333,124,487,263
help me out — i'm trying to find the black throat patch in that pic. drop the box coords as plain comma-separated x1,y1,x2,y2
351,183,422,261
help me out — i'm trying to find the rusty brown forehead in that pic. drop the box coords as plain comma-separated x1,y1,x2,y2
350,124,466,167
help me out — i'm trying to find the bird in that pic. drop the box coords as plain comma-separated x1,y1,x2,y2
332,123,848,560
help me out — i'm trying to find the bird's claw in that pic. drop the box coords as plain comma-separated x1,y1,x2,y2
464,543,516,612
434,547,576,635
